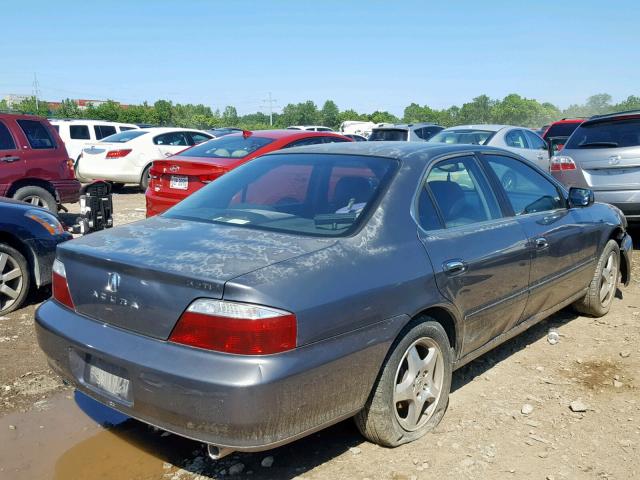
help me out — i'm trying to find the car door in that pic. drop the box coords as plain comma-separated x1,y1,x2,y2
480,153,599,321
14,118,63,181
0,119,24,194
524,130,550,171
415,154,531,357
154,131,191,158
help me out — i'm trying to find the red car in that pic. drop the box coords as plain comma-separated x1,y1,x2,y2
0,113,79,211
542,118,585,155
146,129,352,216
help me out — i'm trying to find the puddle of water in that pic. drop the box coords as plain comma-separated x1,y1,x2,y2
0,391,201,480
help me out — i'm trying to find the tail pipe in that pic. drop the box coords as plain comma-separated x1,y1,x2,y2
207,444,235,461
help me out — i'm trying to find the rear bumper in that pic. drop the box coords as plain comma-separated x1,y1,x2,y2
35,300,398,451
51,179,81,204
593,189,640,219
144,189,178,217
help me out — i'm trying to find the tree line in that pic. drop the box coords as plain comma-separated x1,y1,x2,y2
2,93,639,131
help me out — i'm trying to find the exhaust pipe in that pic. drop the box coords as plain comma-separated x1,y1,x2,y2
207,444,235,460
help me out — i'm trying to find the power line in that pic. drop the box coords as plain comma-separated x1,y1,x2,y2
261,92,278,126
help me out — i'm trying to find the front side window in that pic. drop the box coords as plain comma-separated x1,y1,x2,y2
484,154,564,215
70,125,90,140
165,153,398,237
95,125,117,140
426,156,501,228
16,120,56,149
0,121,16,150
154,132,190,146
505,130,528,149
178,135,274,158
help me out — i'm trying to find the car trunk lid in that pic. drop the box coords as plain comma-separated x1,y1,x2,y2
57,215,332,339
569,147,640,189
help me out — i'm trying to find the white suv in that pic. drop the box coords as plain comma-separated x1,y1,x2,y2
50,119,139,161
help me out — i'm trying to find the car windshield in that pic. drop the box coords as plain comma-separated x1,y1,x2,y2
164,153,399,237
101,130,148,143
178,134,275,158
368,129,408,141
544,122,582,139
564,118,640,149
429,129,495,145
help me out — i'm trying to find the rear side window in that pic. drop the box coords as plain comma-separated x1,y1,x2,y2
484,155,564,214
505,130,527,149
17,120,56,149
564,118,640,149
154,132,190,146
524,130,547,150
369,129,408,141
0,122,16,150
178,135,274,158
416,187,442,230
119,126,135,132
426,156,501,228
70,125,90,140
94,125,117,140
544,122,581,139
188,132,212,145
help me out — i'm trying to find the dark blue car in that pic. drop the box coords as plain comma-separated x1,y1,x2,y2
35,142,631,458
0,198,71,314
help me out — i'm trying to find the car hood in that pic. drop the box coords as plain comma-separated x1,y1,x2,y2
57,216,335,339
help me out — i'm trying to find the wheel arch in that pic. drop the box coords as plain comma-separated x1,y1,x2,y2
7,178,59,203
609,226,630,285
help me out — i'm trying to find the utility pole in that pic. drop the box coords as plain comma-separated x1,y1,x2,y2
262,92,278,126
32,73,41,111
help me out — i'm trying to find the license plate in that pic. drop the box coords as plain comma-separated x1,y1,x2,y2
86,363,130,401
170,175,188,190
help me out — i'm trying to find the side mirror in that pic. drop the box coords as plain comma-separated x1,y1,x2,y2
568,187,594,208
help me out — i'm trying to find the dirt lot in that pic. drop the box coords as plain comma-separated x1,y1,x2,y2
0,190,638,480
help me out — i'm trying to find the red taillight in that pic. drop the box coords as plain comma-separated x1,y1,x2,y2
106,149,132,159
52,259,74,310
169,300,297,355
550,155,576,172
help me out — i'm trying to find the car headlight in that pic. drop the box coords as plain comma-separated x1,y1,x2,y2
25,209,65,235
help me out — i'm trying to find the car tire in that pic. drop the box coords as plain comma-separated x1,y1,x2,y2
355,318,452,447
573,239,620,317
140,165,151,192
0,243,30,315
13,186,57,211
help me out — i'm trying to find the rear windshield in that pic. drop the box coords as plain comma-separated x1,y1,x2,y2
101,130,148,143
164,153,399,237
369,129,408,141
429,129,495,145
178,134,274,159
544,122,582,139
564,118,640,149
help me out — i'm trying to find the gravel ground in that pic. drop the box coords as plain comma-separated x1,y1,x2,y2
0,190,638,480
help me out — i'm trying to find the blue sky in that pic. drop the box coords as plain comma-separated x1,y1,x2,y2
1,0,639,115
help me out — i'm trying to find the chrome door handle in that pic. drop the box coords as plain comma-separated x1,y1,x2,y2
535,237,549,249
443,260,467,275
1,155,20,162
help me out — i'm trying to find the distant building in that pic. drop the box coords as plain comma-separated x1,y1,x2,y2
3,94,30,107
3,94,128,111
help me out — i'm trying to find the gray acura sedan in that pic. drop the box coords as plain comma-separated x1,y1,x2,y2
36,142,631,458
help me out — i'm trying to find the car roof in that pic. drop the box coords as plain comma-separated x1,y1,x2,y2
264,140,510,164
0,112,51,122
585,110,640,125
49,119,137,127
373,123,439,130
550,118,585,125
440,124,514,132
135,127,208,134
225,129,346,140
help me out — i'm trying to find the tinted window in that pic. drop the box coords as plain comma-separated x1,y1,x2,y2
165,153,398,237
414,128,428,140
154,131,190,146
285,137,327,148
564,118,640,149
416,187,442,230
544,122,582,139
102,130,147,143
16,120,55,149
94,125,117,140
485,155,564,214
369,129,408,141
119,126,135,132
70,125,90,140
0,122,16,150
189,132,212,145
426,156,501,228
504,130,528,149
429,129,494,145
178,134,274,158
524,130,547,150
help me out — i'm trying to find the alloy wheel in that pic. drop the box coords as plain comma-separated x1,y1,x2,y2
599,251,618,306
393,337,444,431
22,195,47,207
0,252,24,312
